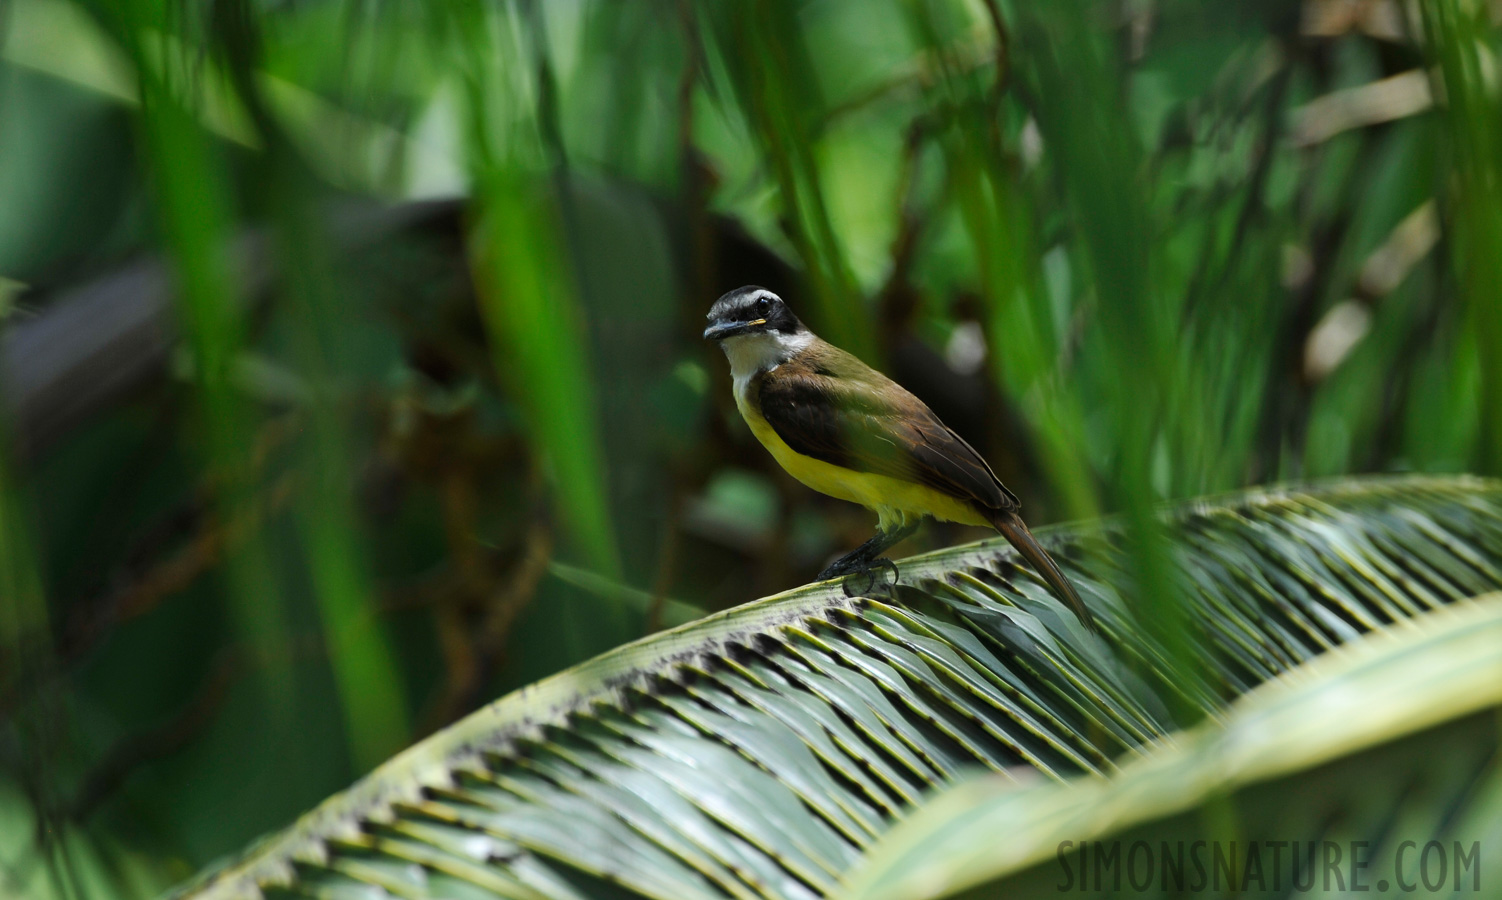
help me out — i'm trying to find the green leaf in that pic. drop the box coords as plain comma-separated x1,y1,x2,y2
1421,2,1502,475
837,594,1502,899
167,476,1502,899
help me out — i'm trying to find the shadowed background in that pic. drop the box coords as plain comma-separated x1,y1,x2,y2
2,1,1500,897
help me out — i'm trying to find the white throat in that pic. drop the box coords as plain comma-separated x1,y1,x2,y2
721,330,814,400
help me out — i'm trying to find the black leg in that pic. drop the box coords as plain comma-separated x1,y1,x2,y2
818,520,920,581
817,536,883,580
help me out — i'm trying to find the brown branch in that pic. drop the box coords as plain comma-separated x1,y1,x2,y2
477,523,553,658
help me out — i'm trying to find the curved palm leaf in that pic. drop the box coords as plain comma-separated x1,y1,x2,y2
837,595,1502,899
173,476,1502,900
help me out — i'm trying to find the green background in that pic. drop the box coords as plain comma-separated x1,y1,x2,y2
1,1,1499,897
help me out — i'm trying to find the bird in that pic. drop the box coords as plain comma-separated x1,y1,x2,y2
703,285,1095,632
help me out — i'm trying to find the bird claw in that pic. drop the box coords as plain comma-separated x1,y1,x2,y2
839,558,899,598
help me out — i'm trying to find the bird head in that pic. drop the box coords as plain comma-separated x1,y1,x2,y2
703,287,803,342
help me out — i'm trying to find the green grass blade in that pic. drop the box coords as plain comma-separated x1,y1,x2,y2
469,170,623,582
1014,2,1203,721
131,61,295,717
705,0,874,362
1421,3,1502,475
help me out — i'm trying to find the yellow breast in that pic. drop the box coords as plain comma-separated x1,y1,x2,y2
734,386,989,531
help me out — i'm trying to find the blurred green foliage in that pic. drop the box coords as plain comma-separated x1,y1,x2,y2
1,0,1499,897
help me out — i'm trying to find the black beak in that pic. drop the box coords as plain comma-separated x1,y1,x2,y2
703,318,765,341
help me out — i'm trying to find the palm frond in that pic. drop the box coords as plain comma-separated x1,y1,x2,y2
838,594,1502,899
172,476,1502,900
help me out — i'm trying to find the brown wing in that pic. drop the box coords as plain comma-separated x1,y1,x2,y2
756,348,1019,513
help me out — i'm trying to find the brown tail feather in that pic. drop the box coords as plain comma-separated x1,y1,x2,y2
989,510,1097,633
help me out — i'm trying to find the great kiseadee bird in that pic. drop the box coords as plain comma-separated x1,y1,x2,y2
704,285,1095,631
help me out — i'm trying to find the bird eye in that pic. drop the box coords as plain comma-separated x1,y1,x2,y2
755,296,772,316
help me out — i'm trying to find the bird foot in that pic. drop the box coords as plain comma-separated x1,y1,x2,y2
837,558,899,598
818,556,862,581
